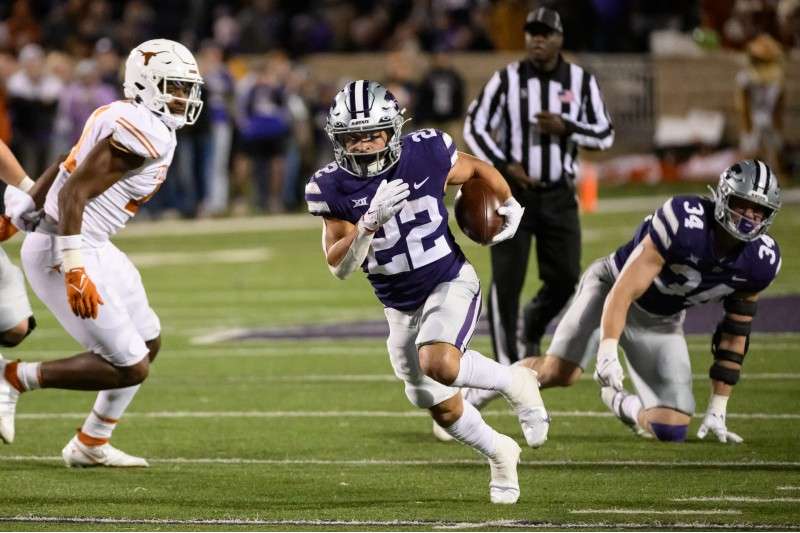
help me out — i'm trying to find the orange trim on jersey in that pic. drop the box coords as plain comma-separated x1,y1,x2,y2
116,117,159,159
77,430,109,447
124,165,167,214
63,104,113,174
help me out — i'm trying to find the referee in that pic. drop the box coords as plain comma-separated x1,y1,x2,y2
464,7,614,365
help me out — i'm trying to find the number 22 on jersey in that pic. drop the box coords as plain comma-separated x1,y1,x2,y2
366,195,451,275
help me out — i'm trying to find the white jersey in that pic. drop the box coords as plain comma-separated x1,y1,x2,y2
44,100,176,246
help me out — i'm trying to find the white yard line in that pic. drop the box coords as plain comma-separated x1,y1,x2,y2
4,408,791,421
777,486,800,491
14,409,800,421
1,455,799,468
104,188,800,240
570,509,741,515
673,496,800,503
0,516,792,530
129,248,271,267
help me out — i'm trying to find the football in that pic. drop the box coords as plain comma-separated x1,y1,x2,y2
454,179,504,245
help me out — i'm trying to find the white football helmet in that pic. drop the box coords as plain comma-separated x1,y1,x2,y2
325,80,406,178
123,39,204,129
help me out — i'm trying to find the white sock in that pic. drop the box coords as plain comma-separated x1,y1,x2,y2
620,393,643,424
17,362,41,391
451,349,512,392
443,401,498,458
81,385,141,441
463,386,499,409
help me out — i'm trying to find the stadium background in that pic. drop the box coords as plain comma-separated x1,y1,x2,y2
0,0,799,530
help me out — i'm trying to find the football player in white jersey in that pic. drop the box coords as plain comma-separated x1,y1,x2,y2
0,39,203,467
0,139,54,349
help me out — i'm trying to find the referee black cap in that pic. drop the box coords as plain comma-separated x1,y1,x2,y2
524,7,563,34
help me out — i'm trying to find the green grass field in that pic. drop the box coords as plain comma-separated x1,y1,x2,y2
1,185,798,531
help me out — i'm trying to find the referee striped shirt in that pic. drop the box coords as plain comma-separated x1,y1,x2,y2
464,56,613,186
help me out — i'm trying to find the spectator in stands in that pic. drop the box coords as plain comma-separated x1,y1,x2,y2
383,49,418,114
777,0,800,48
92,38,123,96
736,33,786,178
281,64,313,211
53,59,116,157
6,44,62,178
414,48,465,135
4,0,40,54
114,0,156,53
233,54,292,213
237,0,287,54
198,40,235,217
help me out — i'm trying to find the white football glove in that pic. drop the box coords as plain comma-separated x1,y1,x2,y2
697,394,743,444
593,338,625,391
4,179,37,232
359,179,410,232
491,196,524,245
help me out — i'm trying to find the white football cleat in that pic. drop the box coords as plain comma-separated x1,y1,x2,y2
62,435,149,468
0,356,19,444
600,386,652,439
488,433,521,504
432,420,455,442
502,366,550,448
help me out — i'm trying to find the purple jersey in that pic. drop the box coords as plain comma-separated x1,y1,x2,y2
613,195,781,316
305,128,466,311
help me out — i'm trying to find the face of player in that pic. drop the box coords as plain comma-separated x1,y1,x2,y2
729,195,770,225
341,130,389,155
525,26,562,66
165,79,191,114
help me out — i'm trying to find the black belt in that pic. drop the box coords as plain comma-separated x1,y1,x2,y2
524,177,573,192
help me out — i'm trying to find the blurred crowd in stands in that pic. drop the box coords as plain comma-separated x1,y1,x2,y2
0,0,797,217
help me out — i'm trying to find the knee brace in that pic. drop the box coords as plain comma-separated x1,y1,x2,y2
650,422,688,442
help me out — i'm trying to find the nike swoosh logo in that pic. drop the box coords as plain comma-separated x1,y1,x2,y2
413,177,430,190
732,276,747,282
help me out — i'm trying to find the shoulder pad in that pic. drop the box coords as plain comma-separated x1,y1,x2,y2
304,163,342,216
108,101,174,159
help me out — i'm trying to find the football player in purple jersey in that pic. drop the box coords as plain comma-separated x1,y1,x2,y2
305,80,549,504
462,160,781,443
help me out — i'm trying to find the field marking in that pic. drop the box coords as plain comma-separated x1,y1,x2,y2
1,455,799,468
128,248,271,267
15,409,800,420
777,486,800,491
97,188,800,240
673,496,800,503
1,516,794,530
570,509,741,515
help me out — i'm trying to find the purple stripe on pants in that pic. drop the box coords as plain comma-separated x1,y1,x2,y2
455,290,480,351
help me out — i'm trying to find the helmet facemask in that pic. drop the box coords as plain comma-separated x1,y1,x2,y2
156,77,203,129
331,122,402,178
